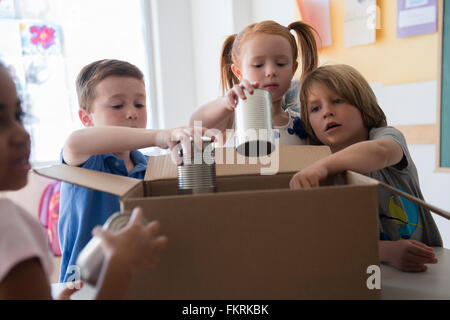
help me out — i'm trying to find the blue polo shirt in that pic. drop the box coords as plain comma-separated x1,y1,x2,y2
58,150,149,282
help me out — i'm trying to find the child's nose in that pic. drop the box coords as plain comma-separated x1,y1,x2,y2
126,106,138,119
322,104,335,118
11,122,30,148
265,64,278,77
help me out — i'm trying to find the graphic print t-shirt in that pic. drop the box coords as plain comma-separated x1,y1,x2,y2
366,126,442,246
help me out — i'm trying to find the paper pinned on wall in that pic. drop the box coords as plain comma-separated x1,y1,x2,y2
297,0,332,49
397,0,437,38
14,0,51,20
344,0,377,47
0,20,22,57
0,0,15,18
19,21,63,56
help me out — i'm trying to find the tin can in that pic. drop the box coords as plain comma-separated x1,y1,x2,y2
234,88,275,157
76,212,139,285
177,136,216,194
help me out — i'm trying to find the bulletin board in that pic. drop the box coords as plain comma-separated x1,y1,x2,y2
297,0,447,170
438,0,450,170
297,0,440,85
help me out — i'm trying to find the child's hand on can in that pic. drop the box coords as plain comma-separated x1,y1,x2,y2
93,207,168,272
224,80,260,111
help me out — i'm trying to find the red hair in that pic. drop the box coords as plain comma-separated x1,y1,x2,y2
220,20,318,95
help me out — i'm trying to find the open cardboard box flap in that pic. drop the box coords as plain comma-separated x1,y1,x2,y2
34,164,142,197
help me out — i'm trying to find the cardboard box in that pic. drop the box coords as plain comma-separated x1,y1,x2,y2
36,145,386,299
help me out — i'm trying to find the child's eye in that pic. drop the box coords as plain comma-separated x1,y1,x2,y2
111,105,123,109
135,104,145,109
253,64,263,68
15,111,25,124
333,99,344,104
0,112,27,129
310,106,320,113
277,63,287,67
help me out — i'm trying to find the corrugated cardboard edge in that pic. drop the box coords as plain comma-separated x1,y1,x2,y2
379,180,450,220
33,164,141,197
348,171,450,221
145,145,332,181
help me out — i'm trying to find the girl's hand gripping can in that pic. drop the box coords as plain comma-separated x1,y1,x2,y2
234,88,275,157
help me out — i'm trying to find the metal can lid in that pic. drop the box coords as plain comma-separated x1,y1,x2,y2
103,211,149,232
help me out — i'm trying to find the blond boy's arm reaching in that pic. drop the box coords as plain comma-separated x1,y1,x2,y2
289,138,404,189
63,126,201,167
289,137,438,272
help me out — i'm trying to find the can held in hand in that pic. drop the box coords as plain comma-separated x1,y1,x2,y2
76,212,139,285
234,88,275,157
177,136,216,194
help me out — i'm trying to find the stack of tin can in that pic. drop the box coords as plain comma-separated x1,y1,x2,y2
177,136,217,194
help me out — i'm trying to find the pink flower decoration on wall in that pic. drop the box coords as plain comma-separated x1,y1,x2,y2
29,25,55,49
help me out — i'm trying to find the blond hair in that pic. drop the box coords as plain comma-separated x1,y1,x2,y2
220,20,318,95
76,59,144,111
300,64,387,144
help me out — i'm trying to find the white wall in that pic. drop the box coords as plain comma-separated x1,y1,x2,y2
190,0,234,108
371,81,437,125
251,0,295,27
148,0,197,129
150,0,297,124
151,0,450,247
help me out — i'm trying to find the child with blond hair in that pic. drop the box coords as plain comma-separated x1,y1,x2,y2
290,64,442,272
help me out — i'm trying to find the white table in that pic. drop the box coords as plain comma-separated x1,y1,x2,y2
381,247,450,300
52,248,450,300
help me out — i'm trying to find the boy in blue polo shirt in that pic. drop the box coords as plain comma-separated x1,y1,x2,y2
59,59,198,282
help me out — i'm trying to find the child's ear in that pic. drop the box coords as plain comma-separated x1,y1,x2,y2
78,109,93,127
231,64,242,81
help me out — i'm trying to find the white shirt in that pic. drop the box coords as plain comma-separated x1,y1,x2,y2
0,199,54,282
274,108,308,146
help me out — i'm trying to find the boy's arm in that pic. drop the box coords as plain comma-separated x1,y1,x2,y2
63,126,199,167
290,138,404,189
63,126,161,166
319,138,404,176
